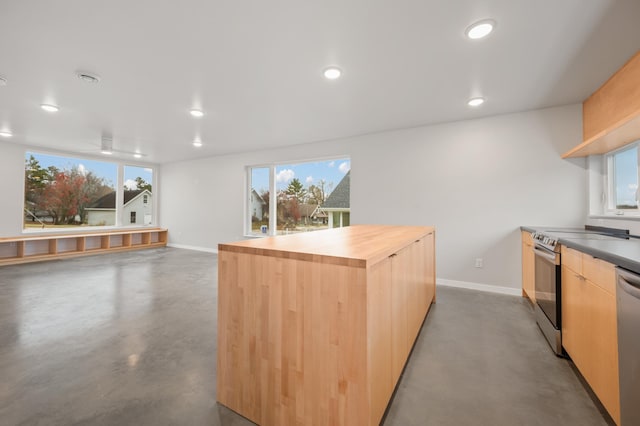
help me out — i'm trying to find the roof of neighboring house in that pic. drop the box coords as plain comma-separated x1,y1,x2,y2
251,189,266,205
89,190,150,209
322,171,350,209
299,203,318,217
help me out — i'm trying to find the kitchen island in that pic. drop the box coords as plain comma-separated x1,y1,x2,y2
217,225,436,426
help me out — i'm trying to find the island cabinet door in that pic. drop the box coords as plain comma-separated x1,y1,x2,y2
406,234,434,343
424,231,436,306
367,258,393,426
390,246,411,384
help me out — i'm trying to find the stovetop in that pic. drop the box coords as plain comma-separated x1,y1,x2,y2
532,228,629,252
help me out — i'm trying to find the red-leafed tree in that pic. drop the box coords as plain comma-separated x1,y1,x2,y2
41,171,88,224
289,197,301,223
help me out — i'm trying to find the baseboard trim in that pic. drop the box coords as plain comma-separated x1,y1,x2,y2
167,243,218,254
437,278,521,296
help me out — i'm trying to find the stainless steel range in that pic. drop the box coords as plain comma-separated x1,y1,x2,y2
531,228,629,356
532,232,562,355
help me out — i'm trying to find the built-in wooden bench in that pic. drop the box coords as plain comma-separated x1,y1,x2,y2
0,227,168,266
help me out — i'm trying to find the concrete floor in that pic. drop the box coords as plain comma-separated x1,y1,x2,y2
0,248,611,425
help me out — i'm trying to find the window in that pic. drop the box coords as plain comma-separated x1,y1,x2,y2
24,152,156,230
24,152,117,229
130,211,137,223
606,143,639,213
247,158,351,236
123,165,153,225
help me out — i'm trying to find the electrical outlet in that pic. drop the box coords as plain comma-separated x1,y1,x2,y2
475,258,483,268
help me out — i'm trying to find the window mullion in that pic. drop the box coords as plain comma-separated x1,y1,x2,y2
269,165,277,236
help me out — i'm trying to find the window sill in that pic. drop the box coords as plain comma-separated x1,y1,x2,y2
588,215,640,221
22,224,158,235
243,234,268,239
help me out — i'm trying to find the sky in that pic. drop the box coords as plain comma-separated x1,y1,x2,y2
614,147,638,207
27,152,153,190
251,158,350,195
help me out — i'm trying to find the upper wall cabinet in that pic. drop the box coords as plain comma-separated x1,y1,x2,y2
563,50,640,158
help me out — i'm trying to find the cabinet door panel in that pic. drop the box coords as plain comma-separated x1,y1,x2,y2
561,266,586,366
584,279,620,424
425,232,436,306
561,246,583,274
390,249,410,383
582,255,616,295
367,259,393,425
521,232,535,301
562,263,620,424
407,237,427,343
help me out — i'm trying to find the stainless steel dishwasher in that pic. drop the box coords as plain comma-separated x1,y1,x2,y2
616,267,640,426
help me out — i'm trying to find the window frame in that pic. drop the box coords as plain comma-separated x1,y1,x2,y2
604,141,640,215
245,156,350,237
22,149,158,234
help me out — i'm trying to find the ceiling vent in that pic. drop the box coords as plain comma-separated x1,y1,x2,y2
101,137,113,155
76,71,100,84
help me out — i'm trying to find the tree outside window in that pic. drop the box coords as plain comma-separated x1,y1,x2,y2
24,153,115,228
248,158,350,236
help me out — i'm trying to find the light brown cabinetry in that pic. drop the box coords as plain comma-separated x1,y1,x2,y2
563,50,640,158
217,225,436,426
521,231,535,302
561,246,620,424
388,234,435,386
0,228,168,265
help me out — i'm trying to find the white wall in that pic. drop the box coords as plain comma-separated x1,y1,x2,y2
0,142,28,236
160,104,587,290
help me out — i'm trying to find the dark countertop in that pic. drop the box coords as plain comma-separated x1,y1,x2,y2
521,226,640,275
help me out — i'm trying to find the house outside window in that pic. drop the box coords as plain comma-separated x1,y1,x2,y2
23,151,156,230
247,158,350,236
130,211,137,223
605,142,639,214
123,165,153,225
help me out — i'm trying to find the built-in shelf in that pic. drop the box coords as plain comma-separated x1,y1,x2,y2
0,228,168,266
563,50,640,158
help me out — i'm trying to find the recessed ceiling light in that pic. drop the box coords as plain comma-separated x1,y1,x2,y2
0,130,12,138
133,153,142,159
41,104,59,112
101,150,113,155
323,67,342,80
193,139,203,147
467,97,485,107
76,71,101,83
0,76,6,86
190,109,204,118
465,19,496,40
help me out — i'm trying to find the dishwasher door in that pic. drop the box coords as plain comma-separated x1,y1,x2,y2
616,267,640,426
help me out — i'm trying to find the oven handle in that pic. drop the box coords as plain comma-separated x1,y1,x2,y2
534,246,560,265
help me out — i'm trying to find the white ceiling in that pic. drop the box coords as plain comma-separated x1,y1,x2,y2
1,0,639,164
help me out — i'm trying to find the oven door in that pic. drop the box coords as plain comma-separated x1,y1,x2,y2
534,245,561,329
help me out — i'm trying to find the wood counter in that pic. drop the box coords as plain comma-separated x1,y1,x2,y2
216,224,436,425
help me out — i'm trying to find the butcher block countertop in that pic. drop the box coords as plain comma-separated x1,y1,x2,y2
218,224,435,268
